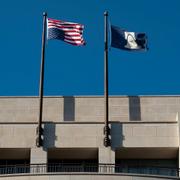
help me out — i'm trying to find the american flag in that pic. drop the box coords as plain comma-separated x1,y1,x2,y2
47,18,85,46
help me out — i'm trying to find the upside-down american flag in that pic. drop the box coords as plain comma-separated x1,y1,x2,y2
47,18,85,46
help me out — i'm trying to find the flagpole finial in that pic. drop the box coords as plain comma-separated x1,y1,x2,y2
43,12,47,16
104,11,108,16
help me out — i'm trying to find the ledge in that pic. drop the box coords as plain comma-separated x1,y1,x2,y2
0,121,178,125
0,95,180,98
0,172,179,179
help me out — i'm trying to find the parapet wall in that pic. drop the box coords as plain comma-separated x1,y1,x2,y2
0,96,179,123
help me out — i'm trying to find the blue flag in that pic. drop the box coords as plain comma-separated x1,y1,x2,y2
111,25,148,51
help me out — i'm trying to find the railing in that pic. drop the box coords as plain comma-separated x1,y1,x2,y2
115,164,178,177
0,163,179,177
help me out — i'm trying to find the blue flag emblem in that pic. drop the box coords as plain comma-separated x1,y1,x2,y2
111,25,148,51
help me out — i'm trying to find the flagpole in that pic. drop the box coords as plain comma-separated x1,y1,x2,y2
36,12,47,147
104,11,111,147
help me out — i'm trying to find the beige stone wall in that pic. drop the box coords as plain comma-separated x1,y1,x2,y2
0,122,178,149
0,124,36,148
0,97,39,123
111,122,179,148
0,96,179,123
0,96,179,167
53,123,178,148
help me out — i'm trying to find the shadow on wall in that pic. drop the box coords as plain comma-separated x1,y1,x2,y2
42,96,75,149
111,122,123,149
63,96,75,121
43,122,56,150
128,96,141,121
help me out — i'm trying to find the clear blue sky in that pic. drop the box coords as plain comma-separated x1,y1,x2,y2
0,0,179,96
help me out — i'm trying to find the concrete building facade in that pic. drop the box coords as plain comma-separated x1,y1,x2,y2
0,96,180,179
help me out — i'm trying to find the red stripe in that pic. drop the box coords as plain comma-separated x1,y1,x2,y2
65,41,85,46
64,40,80,46
64,38,83,43
48,20,79,26
65,34,82,37
48,26,83,32
48,19,83,27
64,38,85,45
64,31,82,34
48,24,83,31
64,30,82,33
48,20,82,26
48,27,82,35
48,24,83,30
48,18,61,23
48,17,85,46
65,37,82,41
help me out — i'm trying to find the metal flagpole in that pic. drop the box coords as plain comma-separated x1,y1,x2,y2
36,12,47,147
104,11,111,147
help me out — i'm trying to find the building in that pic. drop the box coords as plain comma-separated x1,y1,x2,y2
0,96,180,180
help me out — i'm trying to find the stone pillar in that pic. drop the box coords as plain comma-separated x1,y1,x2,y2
99,147,115,173
30,148,47,173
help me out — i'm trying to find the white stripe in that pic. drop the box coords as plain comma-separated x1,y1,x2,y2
48,26,83,32
60,22,80,25
64,39,83,44
48,22,83,28
48,22,80,27
48,19,83,26
58,28,83,33
48,27,83,35
65,32,81,36
65,36,82,40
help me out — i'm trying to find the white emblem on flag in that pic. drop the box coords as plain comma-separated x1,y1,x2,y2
124,32,140,49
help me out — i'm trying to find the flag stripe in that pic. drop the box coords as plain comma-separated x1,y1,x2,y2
47,18,85,46
48,26,83,33
48,18,81,26
48,24,83,30
65,36,82,40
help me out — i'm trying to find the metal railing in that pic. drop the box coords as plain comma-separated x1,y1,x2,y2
0,163,178,177
115,164,178,177
0,164,30,174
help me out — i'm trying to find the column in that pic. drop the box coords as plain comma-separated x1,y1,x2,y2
30,148,47,173
99,147,115,173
